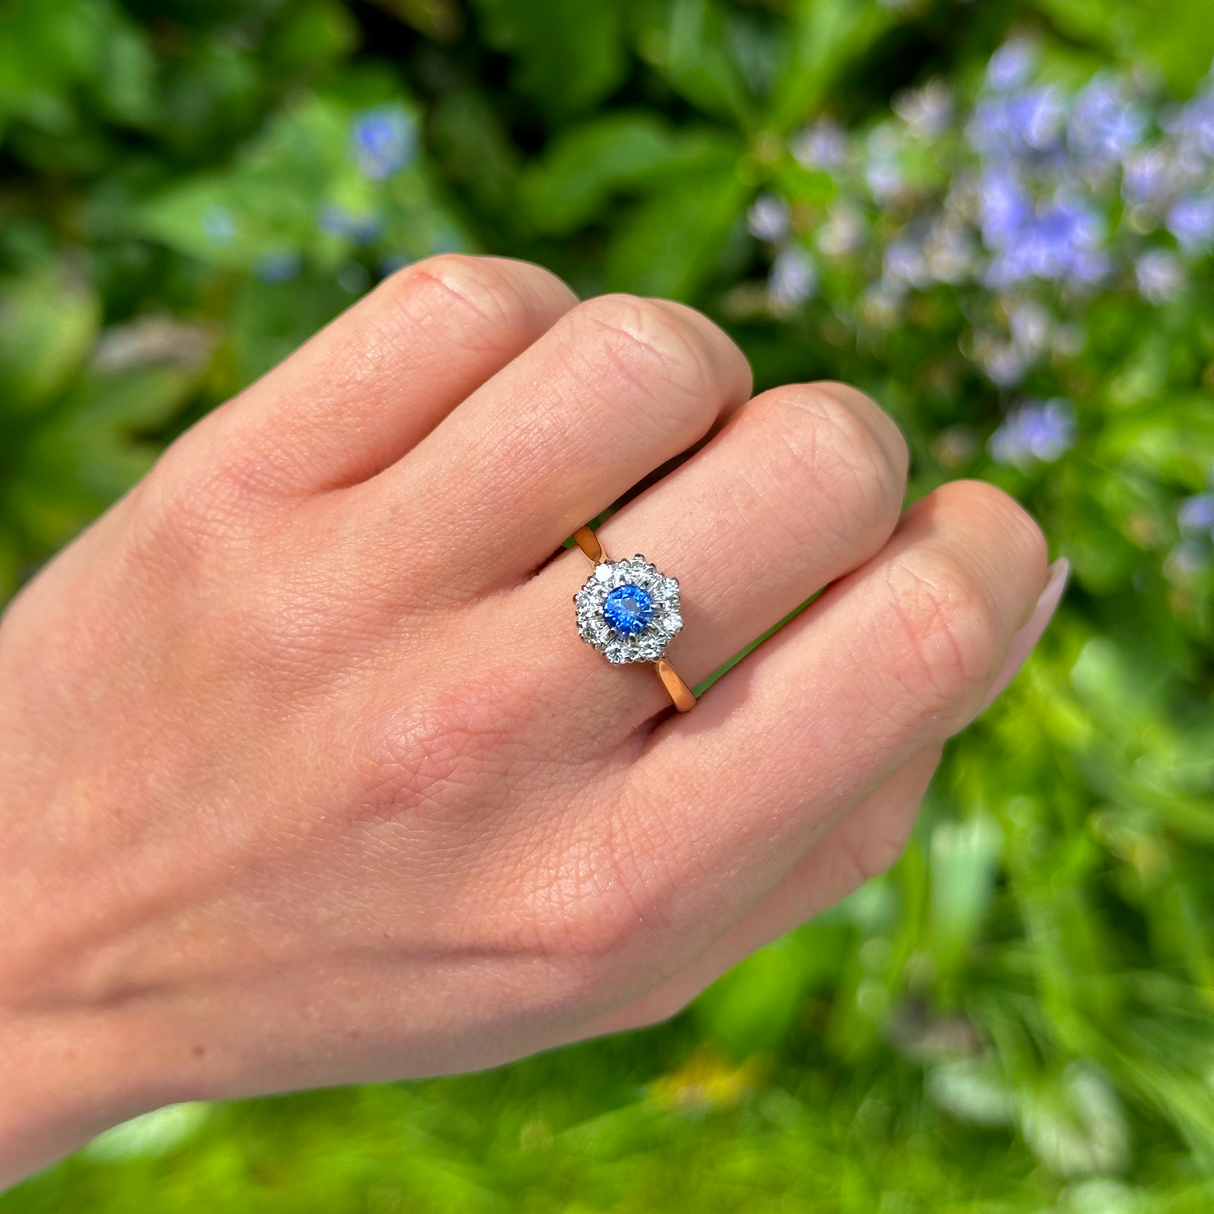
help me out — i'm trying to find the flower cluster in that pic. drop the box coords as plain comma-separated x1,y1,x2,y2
741,41,1214,498
747,194,817,311
751,41,1214,412
987,399,1077,471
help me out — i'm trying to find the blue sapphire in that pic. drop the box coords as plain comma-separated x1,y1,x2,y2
603,584,654,636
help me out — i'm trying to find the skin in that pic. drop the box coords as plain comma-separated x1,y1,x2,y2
0,255,1050,1185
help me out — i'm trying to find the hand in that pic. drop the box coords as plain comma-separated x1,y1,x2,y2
0,256,1053,1183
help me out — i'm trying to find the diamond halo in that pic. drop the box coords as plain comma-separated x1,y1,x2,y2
574,555,684,665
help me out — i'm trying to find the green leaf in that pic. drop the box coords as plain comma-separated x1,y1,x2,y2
5,360,203,550
228,272,354,385
1033,0,1214,95
1098,395,1214,490
469,0,626,115
928,816,1002,983
138,93,352,270
0,0,101,134
0,526,20,603
520,113,736,235
768,0,893,134
367,0,464,42
93,9,156,127
635,0,754,127
265,0,359,72
604,154,748,298
429,88,522,218
694,925,848,1058
0,0,155,138
0,262,99,415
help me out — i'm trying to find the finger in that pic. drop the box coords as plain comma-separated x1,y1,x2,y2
498,381,907,742
583,747,941,1036
171,255,578,494
976,555,1069,714
586,481,1046,987
351,294,753,599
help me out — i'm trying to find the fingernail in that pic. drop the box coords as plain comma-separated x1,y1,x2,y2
978,557,1069,713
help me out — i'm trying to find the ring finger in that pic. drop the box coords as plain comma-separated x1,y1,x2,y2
506,380,909,739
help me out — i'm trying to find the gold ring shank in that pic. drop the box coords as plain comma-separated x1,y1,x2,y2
571,525,696,713
571,524,604,564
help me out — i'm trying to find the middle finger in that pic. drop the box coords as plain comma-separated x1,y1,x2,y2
346,293,753,604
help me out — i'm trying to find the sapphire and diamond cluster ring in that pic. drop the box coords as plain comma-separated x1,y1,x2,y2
571,525,697,712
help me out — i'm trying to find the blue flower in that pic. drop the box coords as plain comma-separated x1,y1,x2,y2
1069,78,1145,168
1007,300,1051,350
319,204,383,244
817,206,865,258
968,87,1064,158
1136,250,1185,303
351,106,416,180
1178,492,1214,539
1035,197,1108,282
253,249,301,282
893,79,953,139
972,300,1053,388
983,187,1107,288
1166,86,1214,159
860,123,910,206
978,171,1032,249
881,218,974,289
1166,193,1214,252
201,204,236,245
989,400,1077,470
1166,540,1212,583
747,194,791,243
986,39,1036,93
884,235,928,289
768,246,816,309
791,118,847,171
1122,147,1173,207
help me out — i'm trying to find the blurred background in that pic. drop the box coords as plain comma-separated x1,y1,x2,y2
2,0,1214,1209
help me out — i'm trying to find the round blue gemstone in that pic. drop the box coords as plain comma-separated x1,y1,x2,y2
602,584,654,636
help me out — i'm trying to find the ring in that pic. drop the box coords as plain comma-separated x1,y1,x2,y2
570,525,697,713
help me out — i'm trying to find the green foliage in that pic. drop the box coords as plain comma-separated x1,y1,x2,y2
1031,0,1214,94
471,0,626,114
1,0,1214,1209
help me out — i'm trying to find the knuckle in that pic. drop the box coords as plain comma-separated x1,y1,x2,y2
352,676,529,826
390,254,515,324
938,479,1048,578
564,294,723,420
126,441,272,560
386,254,573,347
798,384,907,494
883,547,1005,716
508,802,679,989
814,382,909,479
755,384,906,537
